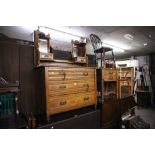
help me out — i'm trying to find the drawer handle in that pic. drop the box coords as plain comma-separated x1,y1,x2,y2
59,71,66,80
59,71,64,75
83,84,89,87
60,101,67,105
59,85,66,89
83,72,88,76
83,96,89,101
83,84,89,91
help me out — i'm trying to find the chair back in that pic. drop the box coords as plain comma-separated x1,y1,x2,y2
90,34,102,50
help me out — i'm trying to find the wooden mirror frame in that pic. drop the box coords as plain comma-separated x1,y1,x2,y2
71,40,87,64
34,30,53,66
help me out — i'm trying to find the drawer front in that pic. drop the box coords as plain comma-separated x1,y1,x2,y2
102,69,117,81
46,67,95,81
46,92,96,116
47,68,67,81
47,80,95,96
72,68,95,80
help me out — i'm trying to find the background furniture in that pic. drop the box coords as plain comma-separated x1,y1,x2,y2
117,67,134,98
0,83,27,129
90,33,120,128
90,34,116,68
0,39,36,115
97,68,120,128
0,83,19,118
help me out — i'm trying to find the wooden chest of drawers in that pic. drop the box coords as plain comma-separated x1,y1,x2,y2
35,67,97,118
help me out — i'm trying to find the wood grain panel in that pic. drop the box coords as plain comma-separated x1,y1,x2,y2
19,45,35,113
102,69,117,81
47,67,95,81
47,92,96,115
0,42,19,83
47,80,95,96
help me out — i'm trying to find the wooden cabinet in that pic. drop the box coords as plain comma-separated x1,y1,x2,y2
103,68,117,81
97,68,120,128
35,67,97,118
117,67,134,98
0,84,20,128
97,68,117,100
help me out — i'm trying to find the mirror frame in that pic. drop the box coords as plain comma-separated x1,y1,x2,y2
34,30,53,66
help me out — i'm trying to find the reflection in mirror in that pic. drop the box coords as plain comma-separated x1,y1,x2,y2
34,30,53,66
38,39,49,53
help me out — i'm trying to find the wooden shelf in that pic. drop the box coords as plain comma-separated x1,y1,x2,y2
117,67,134,99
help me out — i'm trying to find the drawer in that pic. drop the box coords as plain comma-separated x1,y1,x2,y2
47,80,96,96
71,68,95,80
46,92,96,115
102,69,117,81
46,68,96,81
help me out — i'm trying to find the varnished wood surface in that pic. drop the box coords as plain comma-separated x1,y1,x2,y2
0,41,36,114
19,45,35,113
36,67,97,117
0,42,19,83
102,68,117,81
0,84,19,93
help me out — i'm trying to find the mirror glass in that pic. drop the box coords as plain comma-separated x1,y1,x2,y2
38,39,49,53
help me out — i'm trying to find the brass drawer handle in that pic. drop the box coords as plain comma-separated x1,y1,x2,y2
109,76,113,80
83,96,89,101
59,71,66,80
83,72,88,76
60,101,67,106
59,71,64,75
83,84,89,87
59,85,66,89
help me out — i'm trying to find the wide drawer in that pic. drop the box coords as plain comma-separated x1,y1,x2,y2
46,67,96,81
47,80,95,96
46,91,96,116
102,69,117,81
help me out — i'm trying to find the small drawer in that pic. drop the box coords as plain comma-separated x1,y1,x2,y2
103,69,117,81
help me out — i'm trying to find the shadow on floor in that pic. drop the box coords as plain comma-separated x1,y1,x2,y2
135,106,155,129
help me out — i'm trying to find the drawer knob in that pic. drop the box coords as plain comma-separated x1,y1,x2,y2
60,101,67,105
83,96,89,101
59,71,66,80
83,84,89,91
83,84,89,87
